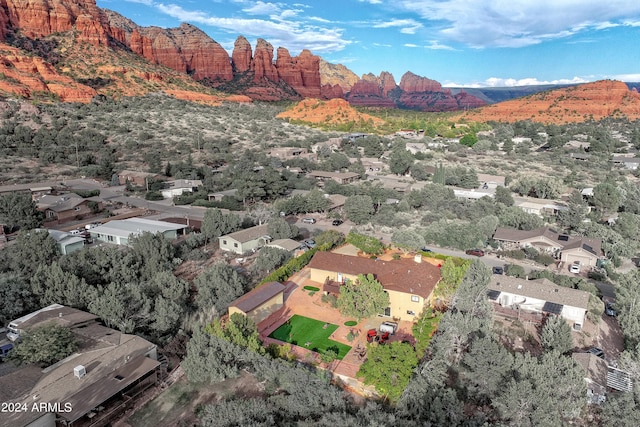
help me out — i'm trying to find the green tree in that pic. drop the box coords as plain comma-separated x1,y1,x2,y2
130,231,176,279
208,312,264,354
337,273,389,319
31,262,97,310
540,315,573,353
505,263,526,278
616,270,640,348
389,148,415,175
10,324,78,366
494,186,514,206
459,133,478,147
182,327,242,383
201,208,241,245
0,272,35,325
0,192,44,231
391,228,425,251
254,246,291,273
194,263,247,315
461,336,514,402
8,229,59,275
433,162,445,185
346,231,384,255
557,190,589,230
358,341,418,401
593,182,622,216
267,217,298,239
344,194,374,224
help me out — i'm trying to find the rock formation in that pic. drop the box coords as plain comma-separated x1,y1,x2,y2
399,71,442,93
232,35,252,73
319,59,359,92
252,38,278,83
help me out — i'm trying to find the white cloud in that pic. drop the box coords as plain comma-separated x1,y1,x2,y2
397,1,640,47
443,76,591,88
242,1,280,15
404,43,419,48
611,73,640,81
373,18,422,35
154,3,351,53
424,41,455,50
359,0,383,4
124,0,154,5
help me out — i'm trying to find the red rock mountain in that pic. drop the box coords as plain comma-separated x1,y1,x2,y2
457,80,640,124
346,71,486,111
0,0,486,110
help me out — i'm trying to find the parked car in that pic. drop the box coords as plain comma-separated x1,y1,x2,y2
569,261,581,274
465,249,485,257
0,342,14,361
332,219,343,226
304,239,316,248
420,247,433,253
302,218,316,224
492,266,504,275
605,303,617,317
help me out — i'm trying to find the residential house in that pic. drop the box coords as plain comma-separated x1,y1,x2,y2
307,252,441,321
228,281,286,324
326,194,347,212
89,218,188,246
513,196,568,217
265,238,306,255
308,171,360,185
219,224,270,254
160,179,202,199
487,276,590,329
453,188,495,200
118,170,161,187
207,188,238,202
269,147,317,162
572,352,609,404
493,226,603,267
395,129,419,138
1,304,160,427
612,156,640,170
345,133,368,143
356,157,387,173
310,138,341,154
37,193,102,224
45,229,86,255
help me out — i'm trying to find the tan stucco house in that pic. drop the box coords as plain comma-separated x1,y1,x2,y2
307,252,441,321
228,281,286,324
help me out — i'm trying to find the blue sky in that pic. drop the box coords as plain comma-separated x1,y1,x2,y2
96,0,640,87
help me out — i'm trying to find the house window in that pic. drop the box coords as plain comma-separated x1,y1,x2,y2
234,243,238,248
107,235,114,242
411,295,420,302
407,310,416,316
380,307,391,317
48,211,54,218
74,206,81,211
223,240,227,245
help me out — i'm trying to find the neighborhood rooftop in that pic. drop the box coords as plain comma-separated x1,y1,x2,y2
89,218,188,238
487,276,591,310
228,281,286,313
222,223,270,243
307,252,440,298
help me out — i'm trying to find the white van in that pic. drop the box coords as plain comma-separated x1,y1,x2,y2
302,218,316,224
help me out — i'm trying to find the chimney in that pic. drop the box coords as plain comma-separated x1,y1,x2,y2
414,254,422,263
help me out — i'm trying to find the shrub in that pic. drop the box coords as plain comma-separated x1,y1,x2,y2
145,191,164,200
534,253,556,266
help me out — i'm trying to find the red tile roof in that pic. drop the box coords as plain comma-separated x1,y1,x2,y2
308,252,440,298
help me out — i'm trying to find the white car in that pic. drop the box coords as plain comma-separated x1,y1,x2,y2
569,262,581,274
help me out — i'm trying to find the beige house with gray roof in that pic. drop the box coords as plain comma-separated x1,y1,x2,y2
487,276,590,329
219,224,271,254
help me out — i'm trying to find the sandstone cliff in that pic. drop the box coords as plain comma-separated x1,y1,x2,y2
319,59,358,93
458,80,640,124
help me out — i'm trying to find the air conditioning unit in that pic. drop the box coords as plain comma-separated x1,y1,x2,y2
74,365,86,379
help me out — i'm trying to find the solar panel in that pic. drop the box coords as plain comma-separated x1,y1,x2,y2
558,235,569,241
543,302,564,315
487,290,501,301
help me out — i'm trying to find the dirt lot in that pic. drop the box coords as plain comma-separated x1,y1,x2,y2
123,371,261,427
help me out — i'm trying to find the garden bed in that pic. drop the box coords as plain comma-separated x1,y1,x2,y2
269,315,351,359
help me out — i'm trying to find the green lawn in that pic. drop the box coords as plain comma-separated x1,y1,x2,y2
269,314,351,359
